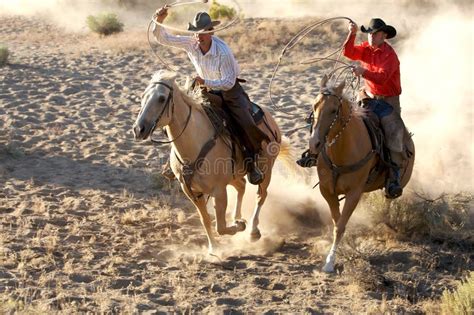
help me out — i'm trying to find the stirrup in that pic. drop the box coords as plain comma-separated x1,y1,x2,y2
296,149,318,168
161,165,176,180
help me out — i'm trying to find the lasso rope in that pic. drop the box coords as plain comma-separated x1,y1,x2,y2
268,16,360,117
147,0,242,72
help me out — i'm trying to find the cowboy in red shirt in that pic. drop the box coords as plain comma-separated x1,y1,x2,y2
344,18,406,198
345,18,401,113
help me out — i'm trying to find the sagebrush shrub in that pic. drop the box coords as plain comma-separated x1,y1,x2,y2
86,13,124,36
440,272,473,315
362,191,472,239
0,45,9,66
209,0,236,20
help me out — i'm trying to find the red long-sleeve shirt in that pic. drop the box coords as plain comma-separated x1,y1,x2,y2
343,34,401,97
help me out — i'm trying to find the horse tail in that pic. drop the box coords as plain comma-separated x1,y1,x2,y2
275,137,300,177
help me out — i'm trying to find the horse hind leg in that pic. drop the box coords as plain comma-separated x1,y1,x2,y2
249,168,272,242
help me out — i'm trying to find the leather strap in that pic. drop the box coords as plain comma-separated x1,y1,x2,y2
177,134,219,201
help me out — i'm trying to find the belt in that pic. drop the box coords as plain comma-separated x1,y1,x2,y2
366,91,386,100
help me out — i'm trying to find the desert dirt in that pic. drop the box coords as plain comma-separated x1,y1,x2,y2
0,14,472,314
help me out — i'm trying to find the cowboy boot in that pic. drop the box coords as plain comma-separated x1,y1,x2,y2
385,165,402,199
247,160,264,185
296,149,318,168
244,149,264,185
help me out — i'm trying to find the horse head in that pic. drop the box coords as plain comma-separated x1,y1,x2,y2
308,74,345,155
133,70,176,140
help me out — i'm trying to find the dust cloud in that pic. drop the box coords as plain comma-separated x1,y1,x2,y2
0,0,160,31
400,5,473,196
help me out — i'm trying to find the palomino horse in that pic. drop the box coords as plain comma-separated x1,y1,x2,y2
308,76,415,272
133,71,283,253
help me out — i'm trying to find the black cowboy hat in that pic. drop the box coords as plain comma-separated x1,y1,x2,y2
361,18,396,39
187,12,220,33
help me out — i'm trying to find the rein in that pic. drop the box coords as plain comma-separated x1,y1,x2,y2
148,81,192,145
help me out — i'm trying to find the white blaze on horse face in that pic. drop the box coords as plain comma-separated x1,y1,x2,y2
309,95,323,154
134,84,172,139
143,86,171,126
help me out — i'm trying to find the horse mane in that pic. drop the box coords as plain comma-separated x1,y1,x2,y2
150,70,206,113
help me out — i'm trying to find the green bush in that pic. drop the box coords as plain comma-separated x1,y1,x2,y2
0,45,9,66
86,13,124,36
441,272,473,315
209,0,236,20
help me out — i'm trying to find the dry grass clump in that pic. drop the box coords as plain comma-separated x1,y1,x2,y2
362,191,473,240
440,272,473,315
86,13,124,36
0,44,9,66
209,0,237,20
0,119,24,159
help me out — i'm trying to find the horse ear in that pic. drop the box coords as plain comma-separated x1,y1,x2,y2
320,74,328,91
334,80,345,96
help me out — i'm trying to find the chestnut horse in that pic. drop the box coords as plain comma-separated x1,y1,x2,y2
308,76,415,272
133,71,285,254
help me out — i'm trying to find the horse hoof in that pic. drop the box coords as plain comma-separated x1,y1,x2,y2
250,230,261,242
234,219,246,232
322,264,335,273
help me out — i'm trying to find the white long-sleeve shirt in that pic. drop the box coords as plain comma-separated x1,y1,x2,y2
153,24,240,91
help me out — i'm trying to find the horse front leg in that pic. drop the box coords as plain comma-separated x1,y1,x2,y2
213,187,246,236
322,189,363,273
320,187,341,273
182,186,217,254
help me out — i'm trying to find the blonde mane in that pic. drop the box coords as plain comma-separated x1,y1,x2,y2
150,70,206,113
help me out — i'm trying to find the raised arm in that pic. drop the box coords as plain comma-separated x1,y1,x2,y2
343,22,364,61
152,6,194,50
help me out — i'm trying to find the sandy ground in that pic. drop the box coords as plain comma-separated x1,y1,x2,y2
1,15,472,313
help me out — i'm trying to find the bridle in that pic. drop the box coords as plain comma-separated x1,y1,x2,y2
145,81,192,145
310,90,353,149
311,90,375,192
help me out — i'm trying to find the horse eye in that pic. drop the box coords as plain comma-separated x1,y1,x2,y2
157,95,166,103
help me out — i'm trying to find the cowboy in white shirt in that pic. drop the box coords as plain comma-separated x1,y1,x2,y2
154,6,270,185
